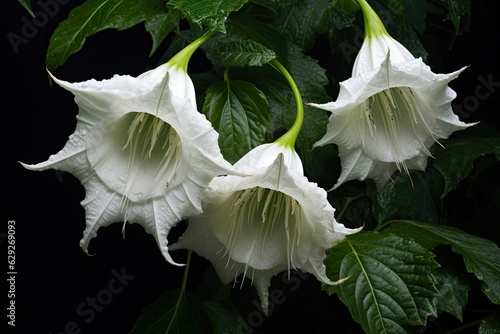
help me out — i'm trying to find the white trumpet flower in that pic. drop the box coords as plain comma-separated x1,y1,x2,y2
22,33,237,265
171,142,361,314
309,0,475,190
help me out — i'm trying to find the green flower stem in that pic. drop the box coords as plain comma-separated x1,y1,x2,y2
355,0,389,39
167,31,215,72
166,250,192,333
180,250,192,292
269,59,304,149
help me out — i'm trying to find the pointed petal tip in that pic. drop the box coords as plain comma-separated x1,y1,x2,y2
81,246,95,257
161,250,187,267
18,161,31,170
19,160,58,172
326,275,350,286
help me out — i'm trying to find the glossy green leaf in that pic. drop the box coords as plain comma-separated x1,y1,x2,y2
46,0,166,70
386,220,500,305
204,38,276,67
273,0,331,51
479,314,500,333
403,0,427,34
368,169,443,226
227,12,288,59
318,2,356,32
442,0,471,33
145,9,181,56
129,288,209,334
169,0,248,32
202,301,247,334
17,0,33,16
432,123,500,197
203,80,270,164
336,0,360,13
433,266,470,322
377,0,405,19
324,231,439,333
372,1,428,61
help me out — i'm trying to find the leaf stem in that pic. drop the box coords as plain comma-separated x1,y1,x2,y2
269,59,304,149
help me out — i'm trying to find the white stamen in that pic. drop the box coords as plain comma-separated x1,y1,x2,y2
225,187,303,277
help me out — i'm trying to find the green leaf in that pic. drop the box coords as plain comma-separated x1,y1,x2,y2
202,301,248,334
273,0,331,51
203,80,270,164
324,231,439,333
386,220,500,305
377,0,405,20
403,0,427,34
336,0,360,13
197,266,250,334
46,0,166,71
479,313,500,332
372,1,428,60
145,8,181,56
227,12,288,59
318,2,356,32
204,38,276,67
368,170,443,226
17,0,34,16
169,0,248,32
441,0,470,34
433,265,470,322
432,123,500,197
129,288,210,334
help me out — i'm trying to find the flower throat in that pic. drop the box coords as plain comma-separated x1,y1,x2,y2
226,187,303,274
120,112,182,217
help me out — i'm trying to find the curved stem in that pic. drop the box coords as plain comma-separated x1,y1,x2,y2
167,31,215,72
269,59,304,149
355,0,389,39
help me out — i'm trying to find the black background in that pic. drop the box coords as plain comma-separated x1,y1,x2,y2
3,1,499,333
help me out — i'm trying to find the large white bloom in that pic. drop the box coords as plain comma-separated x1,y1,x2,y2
171,143,361,314
22,63,236,265
309,6,475,190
